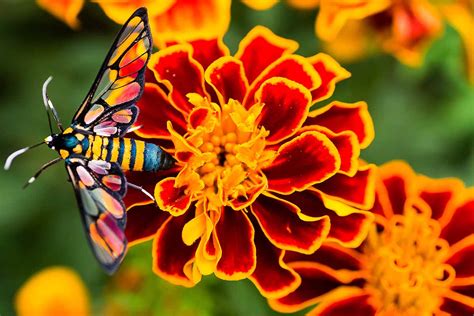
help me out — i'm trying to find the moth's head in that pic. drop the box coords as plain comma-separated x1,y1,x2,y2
44,134,59,150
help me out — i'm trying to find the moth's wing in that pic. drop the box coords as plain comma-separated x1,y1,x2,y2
65,157,128,274
72,7,152,137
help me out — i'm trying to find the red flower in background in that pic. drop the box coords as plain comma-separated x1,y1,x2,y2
124,26,376,298
270,161,474,314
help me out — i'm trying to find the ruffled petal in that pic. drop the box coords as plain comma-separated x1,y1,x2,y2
417,176,464,220
235,26,298,84
186,38,230,70
256,78,311,144
149,0,231,47
37,0,84,29
215,208,256,280
126,203,170,246
439,290,474,315
205,56,249,104
283,189,374,248
97,0,171,24
155,177,192,216
244,55,321,108
305,101,374,149
445,235,474,280
284,243,363,272
314,164,376,210
316,0,391,40
149,45,207,114
377,160,416,215
249,224,301,299
440,188,474,245
135,83,187,139
251,193,330,254
306,288,376,316
264,131,340,194
153,210,198,287
307,53,351,103
269,262,363,313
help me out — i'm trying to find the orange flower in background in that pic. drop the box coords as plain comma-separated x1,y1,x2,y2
244,0,473,81
122,26,376,298
36,0,84,28
15,266,90,316
270,161,474,315
37,0,231,47
99,0,231,47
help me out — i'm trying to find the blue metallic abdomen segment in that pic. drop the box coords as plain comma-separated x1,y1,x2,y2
143,142,174,172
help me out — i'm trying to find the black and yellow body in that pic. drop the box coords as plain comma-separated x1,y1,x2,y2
47,127,173,172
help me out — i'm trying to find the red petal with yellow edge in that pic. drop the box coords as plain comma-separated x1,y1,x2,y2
284,243,363,272
215,207,256,280
301,126,360,176
187,38,230,70
370,178,393,218
283,189,373,248
37,0,84,29
251,193,330,254
205,57,249,104
245,55,321,108
445,236,474,279
440,189,474,245
249,223,301,299
155,177,192,216
269,262,362,313
235,26,298,84
153,210,198,287
439,291,474,315
418,176,464,220
264,131,340,194
126,203,170,246
150,0,231,47
314,164,375,210
305,101,374,149
135,83,187,139
256,78,310,144
307,288,376,316
149,45,207,114
124,167,179,207
307,53,351,103
377,160,416,215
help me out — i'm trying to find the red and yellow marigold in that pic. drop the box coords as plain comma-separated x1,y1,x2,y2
123,26,376,298
270,160,474,315
244,0,473,83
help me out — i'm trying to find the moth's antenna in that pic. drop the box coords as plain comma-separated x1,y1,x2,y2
42,76,64,132
23,157,62,188
4,141,45,170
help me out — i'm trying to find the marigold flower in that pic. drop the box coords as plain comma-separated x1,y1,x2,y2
36,0,84,29
270,160,474,315
244,0,472,81
124,26,376,298
15,266,90,316
97,0,231,47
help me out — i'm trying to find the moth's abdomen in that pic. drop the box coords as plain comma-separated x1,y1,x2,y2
85,135,173,172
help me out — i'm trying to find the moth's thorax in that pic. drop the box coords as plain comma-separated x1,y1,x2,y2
45,128,89,159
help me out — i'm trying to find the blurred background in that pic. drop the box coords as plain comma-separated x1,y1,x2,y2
0,1,472,315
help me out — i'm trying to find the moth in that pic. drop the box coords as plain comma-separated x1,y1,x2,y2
4,8,174,274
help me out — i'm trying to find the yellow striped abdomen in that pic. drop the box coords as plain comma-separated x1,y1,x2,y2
85,135,173,172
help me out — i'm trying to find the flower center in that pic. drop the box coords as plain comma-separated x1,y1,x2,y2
171,94,275,211
362,208,454,315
